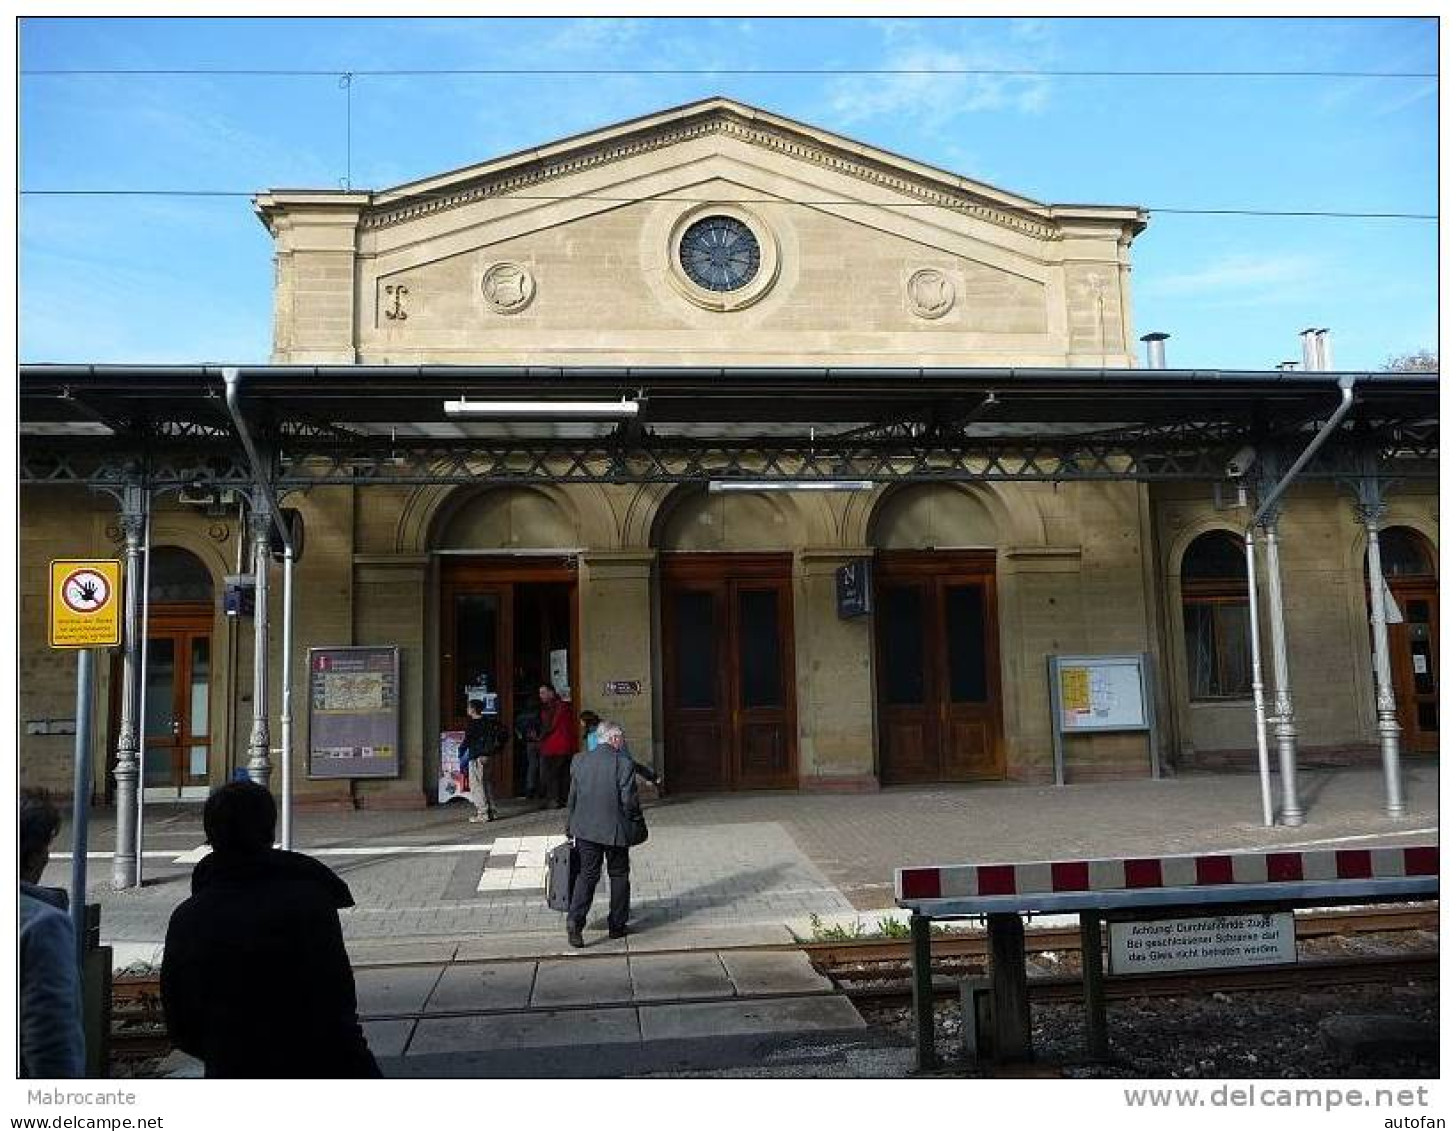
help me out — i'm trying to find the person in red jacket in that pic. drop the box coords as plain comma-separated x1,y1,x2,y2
537,683,576,809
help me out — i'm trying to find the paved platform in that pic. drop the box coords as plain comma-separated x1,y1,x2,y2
70,764,1434,1077
50,763,1437,964
349,948,864,1074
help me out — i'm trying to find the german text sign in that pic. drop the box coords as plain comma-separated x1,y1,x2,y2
49,560,122,648
308,647,401,779
1109,912,1295,975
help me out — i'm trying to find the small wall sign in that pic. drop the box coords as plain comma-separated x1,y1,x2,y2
603,680,643,696
836,560,872,619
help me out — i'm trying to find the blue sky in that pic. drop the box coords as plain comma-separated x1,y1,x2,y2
18,16,1438,369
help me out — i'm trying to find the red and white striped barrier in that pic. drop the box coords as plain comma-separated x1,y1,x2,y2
897,845,1438,903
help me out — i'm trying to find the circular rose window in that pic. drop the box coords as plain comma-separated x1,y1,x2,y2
678,215,761,293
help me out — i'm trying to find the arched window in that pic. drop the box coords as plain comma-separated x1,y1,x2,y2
1379,527,1434,578
1181,531,1252,700
147,547,213,604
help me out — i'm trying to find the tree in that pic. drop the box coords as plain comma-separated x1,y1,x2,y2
1381,349,1438,372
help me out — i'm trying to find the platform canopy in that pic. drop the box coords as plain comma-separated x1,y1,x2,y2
18,364,1438,488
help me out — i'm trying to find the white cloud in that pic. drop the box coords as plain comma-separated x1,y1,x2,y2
1142,253,1321,297
824,28,1056,130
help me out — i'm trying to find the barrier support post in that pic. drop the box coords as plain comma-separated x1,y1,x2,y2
988,912,1032,1063
911,912,938,1072
1080,911,1108,1060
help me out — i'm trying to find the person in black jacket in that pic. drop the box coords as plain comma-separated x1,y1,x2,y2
160,781,380,1078
459,698,503,823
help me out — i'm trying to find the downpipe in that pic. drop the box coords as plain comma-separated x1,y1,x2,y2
1243,375,1356,826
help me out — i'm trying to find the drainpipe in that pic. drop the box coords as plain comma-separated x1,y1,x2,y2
222,369,296,846
1243,374,1356,825
132,498,153,885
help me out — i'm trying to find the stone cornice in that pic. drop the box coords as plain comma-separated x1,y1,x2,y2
360,111,1064,241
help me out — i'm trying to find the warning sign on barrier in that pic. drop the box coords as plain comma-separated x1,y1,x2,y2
49,560,122,648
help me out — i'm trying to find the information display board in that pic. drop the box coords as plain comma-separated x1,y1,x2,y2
308,647,401,779
1047,653,1159,785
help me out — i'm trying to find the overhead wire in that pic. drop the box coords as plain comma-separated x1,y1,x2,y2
20,66,1437,78
16,189,1436,221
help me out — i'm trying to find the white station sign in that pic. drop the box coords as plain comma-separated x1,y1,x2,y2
1109,911,1295,974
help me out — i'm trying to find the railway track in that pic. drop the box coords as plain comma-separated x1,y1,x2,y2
106,903,1437,1065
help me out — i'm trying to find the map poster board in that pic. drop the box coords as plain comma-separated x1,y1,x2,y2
1047,653,1159,786
308,647,401,779
438,730,468,805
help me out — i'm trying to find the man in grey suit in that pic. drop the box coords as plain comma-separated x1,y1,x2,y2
565,721,641,947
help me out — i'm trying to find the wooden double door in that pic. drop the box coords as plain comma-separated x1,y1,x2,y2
876,552,1004,783
662,554,797,792
1387,579,1439,754
109,603,214,800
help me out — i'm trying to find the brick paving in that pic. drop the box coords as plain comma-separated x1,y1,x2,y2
46,762,1437,963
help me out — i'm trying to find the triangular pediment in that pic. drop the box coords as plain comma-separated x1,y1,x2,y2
359,97,1138,242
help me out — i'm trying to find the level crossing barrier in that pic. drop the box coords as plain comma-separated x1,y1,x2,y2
895,845,1438,1071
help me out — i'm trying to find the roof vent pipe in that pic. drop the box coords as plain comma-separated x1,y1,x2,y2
1299,328,1321,370
1139,331,1170,369
1314,328,1333,371
1275,361,1300,372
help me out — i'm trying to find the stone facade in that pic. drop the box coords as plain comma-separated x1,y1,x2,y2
19,99,1436,803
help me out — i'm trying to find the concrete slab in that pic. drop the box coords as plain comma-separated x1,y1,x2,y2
531,957,634,1008
349,940,458,967
408,1007,641,1055
355,965,445,1016
628,952,734,1002
362,1019,415,1059
719,950,833,996
454,933,579,961
625,924,797,952
638,995,866,1042
426,961,536,1013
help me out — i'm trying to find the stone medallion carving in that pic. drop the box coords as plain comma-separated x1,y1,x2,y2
907,268,955,319
482,262,536,315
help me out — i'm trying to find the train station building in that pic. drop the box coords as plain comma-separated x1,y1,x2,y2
18,98,1438,827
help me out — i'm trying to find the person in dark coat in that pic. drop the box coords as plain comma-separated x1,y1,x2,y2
564,721,642,947
160,781,380,1078
18,790,85,1078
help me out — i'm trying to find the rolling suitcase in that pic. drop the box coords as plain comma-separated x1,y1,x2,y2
544,840,579,912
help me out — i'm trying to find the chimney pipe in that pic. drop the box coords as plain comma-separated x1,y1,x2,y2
1299,328,1320,370
1140,331,1170,369
1314,328,1332,371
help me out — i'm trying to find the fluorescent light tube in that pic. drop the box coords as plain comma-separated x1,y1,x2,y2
444,399,640,420
707,480,874,492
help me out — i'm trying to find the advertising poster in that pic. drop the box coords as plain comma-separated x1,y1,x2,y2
438,729,468,805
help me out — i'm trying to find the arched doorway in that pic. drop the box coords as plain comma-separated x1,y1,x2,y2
1375,526,1439,754
869,486,1005,783
655,486,799,792
127,547,216,800
433,488,580,799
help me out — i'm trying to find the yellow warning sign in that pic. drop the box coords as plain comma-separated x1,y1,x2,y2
49,560,123,648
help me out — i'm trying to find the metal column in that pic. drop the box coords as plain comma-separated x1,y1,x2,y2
1358,495,1405,817
109,485,147,889
245,494,273,787
1261,513,1304,826
1243,529,1275,827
